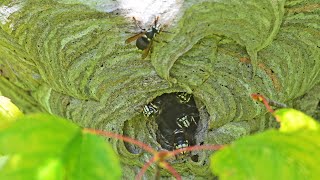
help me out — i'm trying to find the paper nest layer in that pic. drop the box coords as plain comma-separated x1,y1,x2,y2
0,0,319,178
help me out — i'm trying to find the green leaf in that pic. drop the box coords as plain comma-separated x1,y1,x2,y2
275,108,320,132
0,96,23,127
211,130,320,180
63,133,122,179
0,114,121,180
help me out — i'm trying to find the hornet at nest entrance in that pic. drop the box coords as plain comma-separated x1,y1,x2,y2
125,16,163,59
142,92,200,156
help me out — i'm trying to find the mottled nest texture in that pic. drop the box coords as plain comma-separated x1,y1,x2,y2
0,0,319,178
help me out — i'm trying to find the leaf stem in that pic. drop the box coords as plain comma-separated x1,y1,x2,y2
83,128,156,153
136,157,156,180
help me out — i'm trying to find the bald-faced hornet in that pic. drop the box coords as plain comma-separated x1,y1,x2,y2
143,93,200,156
173,129,189,154
125,17,161,59
176,114,197,129
143,103,159,117
176,92,192,104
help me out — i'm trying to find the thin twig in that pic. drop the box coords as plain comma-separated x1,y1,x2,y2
83,128,156,153
161,161,182,180
251,94,274,113
136,157,156,180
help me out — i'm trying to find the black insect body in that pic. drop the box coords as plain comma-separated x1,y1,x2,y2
173,129,189,155
176,114,197,129
125,17,161,59
176,92,192,104
143,103,159,117
142,98,162,117
143,93,200,154
136,23,160,50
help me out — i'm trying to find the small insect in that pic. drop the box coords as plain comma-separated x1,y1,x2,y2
125,17,161,59
143,103,159,117
176,92,191,104
176,114,197,129
173,129,189,154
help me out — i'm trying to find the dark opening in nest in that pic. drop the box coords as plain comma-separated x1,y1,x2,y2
144,92,200,153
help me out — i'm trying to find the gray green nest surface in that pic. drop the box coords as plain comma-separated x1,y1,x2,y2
0,0,319,178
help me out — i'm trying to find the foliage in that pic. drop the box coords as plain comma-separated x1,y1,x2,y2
0,96,222,179
0,112,121,180
211,96,320,180
0,96,22,127
275,108,319,132
1,94,320,179
0,0,319,178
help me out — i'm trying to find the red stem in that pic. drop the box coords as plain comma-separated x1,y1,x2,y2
84,129,224,179
251,94,274,113
161,161,182,180
83,128,156,153
135,157,156,180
